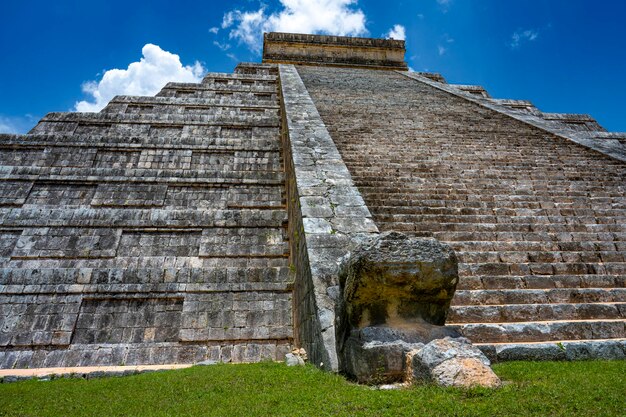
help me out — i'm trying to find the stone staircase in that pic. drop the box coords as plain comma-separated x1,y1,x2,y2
0,63,293,368
297,65,626,359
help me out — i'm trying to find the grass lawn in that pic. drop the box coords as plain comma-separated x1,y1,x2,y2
0,360,624,416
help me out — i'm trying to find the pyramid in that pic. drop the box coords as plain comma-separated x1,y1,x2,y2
0,32,624,371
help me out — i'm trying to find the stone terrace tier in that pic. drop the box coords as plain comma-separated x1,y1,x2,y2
0,64,293,369
297,65,626,357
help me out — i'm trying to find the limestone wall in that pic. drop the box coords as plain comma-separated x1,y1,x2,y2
0,66,294,368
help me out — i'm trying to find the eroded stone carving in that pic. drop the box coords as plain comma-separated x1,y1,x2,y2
337,231,500,387
338,231,461,383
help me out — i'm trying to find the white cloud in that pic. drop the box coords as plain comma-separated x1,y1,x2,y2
222,12,235,29
222,0,368,52
213,40,231,51
510,29,539,49
0,118,20,134
437,33,453,56
386,24,406,40
209,27,219,34
437,0,452,12
0,115,37,134
75,44,206,112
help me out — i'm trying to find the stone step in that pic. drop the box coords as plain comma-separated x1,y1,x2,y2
450,241,624,253
416,222,626,233
101,95,279,112
4,256,290,270
102,103,280,118
448,302,625,323
370,205,626,216
360,189,626,201
0,340,292,369
0,227,288,261
476,339,626,362
341,168,622,182
0,266,292,286
0,134,281,149
453,319,625,343
457,251,626,264
200,71,277,82
160,82,276,94
0,207,287,228
372,208,625,220
201,77,276,85
363,196,625,210
373,209,626,221
0,281,293,295
452,288,626,306
0,166,285,184
1,181,284,210
124,105,278,117
0,147,283,171
458,262,626,277
457,274,625,290
433,231,626,242
0,182,285,210
234,63,277,76
339,144,622,157
156,89,278,101
352,175,625,186
342,158,625,170
32,112,279,128
0,364,194,381
1,290,292,348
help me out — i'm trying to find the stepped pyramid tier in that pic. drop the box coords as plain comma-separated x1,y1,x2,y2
1,32,625,372
0,65,293,368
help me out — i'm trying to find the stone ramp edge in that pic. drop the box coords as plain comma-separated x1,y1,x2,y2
397,71,626,163
278,64,379,371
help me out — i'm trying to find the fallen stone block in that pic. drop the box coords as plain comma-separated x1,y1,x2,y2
407,337,501,388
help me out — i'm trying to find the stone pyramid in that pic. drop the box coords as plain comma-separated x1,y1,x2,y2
0,32,624,371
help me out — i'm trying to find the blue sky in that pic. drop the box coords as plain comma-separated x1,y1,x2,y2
1,0,625,133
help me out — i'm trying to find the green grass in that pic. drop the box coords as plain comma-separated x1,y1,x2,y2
0,361,624,416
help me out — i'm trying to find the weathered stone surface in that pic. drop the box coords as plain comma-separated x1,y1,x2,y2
285,347,307,366
408,338,501,388
342,231,458,329
285,353,305,367
411,337,489,370
298,63,626,359
263,32,408,70
430,357,501,388
478,339,626,362
338,232,460,383
0,64,294,369
342,338,423,384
